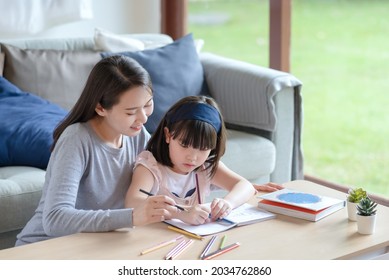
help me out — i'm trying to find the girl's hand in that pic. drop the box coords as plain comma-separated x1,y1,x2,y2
132,195,177,226
210,198,233,221
253,182,284,193
179,204,210,225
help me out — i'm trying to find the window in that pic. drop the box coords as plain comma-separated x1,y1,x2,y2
188,0,389,198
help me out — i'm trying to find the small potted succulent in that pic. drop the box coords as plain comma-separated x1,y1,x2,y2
346,187,367,221
356,196,378,234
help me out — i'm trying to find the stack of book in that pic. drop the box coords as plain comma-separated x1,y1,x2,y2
257,188,345,222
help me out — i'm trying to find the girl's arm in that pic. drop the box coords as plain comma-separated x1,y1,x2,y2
125,165,157,208
125,165,181,224
210,161,256,220
125,165,210,225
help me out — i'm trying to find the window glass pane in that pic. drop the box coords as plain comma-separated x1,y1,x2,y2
189,0,268,66
293,0,389,198
188,0,389,198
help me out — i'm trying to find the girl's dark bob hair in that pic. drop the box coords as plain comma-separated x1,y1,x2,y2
147,95,226,177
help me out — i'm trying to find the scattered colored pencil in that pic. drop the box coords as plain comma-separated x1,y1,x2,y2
170,239,194,260
202,242,240,260
165,239,194,260
200,235,217,259
165,239,187,260
140,235,184,255
167,225,203,240
219,235,227,249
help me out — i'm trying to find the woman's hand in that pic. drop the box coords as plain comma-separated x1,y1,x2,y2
253,182,284,193
178,204,210,225
210,198,233,221
132,195,178,226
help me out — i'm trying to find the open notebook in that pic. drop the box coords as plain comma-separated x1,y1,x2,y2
164,203,275,236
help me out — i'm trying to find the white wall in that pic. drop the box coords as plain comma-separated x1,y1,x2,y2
0,0,161,39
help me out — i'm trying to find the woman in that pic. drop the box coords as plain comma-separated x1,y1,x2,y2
16,55,177,246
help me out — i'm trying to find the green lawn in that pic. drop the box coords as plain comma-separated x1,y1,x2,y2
188,0,389,197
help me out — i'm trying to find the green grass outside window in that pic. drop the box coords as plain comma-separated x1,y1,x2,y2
188,0,389,197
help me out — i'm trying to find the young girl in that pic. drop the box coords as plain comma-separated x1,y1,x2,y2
125,95,257,225
16,56,177,246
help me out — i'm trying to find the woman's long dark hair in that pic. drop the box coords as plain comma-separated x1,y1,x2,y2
147,95,226,178
52,55,152,151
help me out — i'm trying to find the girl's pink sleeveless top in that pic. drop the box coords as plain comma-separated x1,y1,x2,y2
135,151,211,206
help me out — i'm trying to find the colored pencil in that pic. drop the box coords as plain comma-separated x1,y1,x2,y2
167,225,203,240
219,217,235,224
139,188,188,212
140,235,184,255
202,242,240,260
219,235,227,249
165,239,187,260
200,235,217,259
167,239,194,260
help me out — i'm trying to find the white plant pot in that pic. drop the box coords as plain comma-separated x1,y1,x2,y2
356,214,377,235
347,201,358,221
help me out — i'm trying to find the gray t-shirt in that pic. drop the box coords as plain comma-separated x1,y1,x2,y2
16,122,150,246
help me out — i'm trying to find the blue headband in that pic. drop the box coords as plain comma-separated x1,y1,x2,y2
167,102,222,133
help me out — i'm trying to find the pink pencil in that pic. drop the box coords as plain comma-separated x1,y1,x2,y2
169,239,194,260
165,239,194,260
165,239,187,260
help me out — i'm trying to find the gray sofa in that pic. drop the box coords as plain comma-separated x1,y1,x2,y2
0,33,303,250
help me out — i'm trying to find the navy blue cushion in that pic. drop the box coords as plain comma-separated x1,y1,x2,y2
0,75,22,93
101,33,205,133
0,77,68,169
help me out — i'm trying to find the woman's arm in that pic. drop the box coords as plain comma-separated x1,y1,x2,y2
253,182,284,192
42,128,134,236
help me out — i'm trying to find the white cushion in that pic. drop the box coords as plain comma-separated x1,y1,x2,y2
94,28,145,52
93,27,175,51
93,27,204,53
194,38,204,53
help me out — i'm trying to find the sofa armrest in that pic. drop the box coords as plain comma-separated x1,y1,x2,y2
199,52,303,183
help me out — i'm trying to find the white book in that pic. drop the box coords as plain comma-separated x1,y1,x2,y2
165,203,275,236
257,188,345,222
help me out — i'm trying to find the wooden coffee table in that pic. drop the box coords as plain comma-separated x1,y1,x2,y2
0,180,388,260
